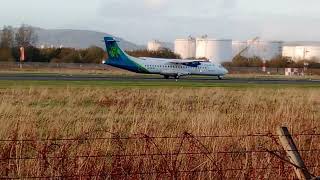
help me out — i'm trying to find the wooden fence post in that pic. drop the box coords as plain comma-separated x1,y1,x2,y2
277,126,312,180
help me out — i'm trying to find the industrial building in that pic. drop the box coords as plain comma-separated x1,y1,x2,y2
147,40,163,51
231,40,283,60
245,41,283,60
232,41,248,57
174,36,232,63
174,37,196,59
174,36,282,63
173,36,320,63
196,38,232,63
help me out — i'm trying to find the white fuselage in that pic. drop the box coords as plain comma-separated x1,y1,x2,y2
103,36,229,78
136,57,228,77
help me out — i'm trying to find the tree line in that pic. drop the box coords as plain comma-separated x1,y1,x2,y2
126,49,181,59
223,56,320,68
0,25,106,64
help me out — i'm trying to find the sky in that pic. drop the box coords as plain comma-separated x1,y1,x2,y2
1,0,320,44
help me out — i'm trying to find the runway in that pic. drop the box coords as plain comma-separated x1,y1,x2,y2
0,73,319,85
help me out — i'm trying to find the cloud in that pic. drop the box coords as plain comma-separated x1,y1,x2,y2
2,0,320,44
95,0,320,44
219,0,237,9
98,0,240,19
98,0,170,18
144,0,169,9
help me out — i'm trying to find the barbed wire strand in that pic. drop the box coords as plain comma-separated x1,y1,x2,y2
1,149,319,161
1,133,320,142
0,166,304,179
1,130,320,179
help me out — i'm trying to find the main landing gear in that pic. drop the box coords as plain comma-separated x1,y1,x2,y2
163,75,180,79
164,75,170,79
218,76,223,80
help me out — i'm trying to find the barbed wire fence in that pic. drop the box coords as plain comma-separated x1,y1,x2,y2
0,127,320,179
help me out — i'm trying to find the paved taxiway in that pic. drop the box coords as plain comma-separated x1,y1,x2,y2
0,74,319,84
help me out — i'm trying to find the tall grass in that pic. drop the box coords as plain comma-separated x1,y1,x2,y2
0,87,319,179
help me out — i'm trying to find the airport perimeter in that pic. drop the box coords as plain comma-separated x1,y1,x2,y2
0,85,319,179
0,63,319,179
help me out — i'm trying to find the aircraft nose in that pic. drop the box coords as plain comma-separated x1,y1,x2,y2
224,68,229,74
222,67,228,74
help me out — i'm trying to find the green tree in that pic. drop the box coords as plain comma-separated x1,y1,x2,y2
80,46,106,63
126,49,180,59
248,57,263,67
226,56,263,67
25,46,43,62
15,25,38,47
267,56,293,68
39,48,61,62
51,48,80,63
0,26,14,48
231,56,249,67
0,48,15,62
11,46,44,62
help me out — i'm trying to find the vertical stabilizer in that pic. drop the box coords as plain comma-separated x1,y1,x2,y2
103,37,149,73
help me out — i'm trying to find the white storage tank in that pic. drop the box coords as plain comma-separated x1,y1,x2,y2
196,38,232,63
282,46,295,58
282,46,297,60
302,46,320,62
195,38,207,59
147,40,162,51
232,41,248,57
283,46,310,61
246,40,283,60
174,37,196,59
289,46,320,62
295,46,309,60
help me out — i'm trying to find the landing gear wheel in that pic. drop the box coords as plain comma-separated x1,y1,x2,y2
164,75,170,79
218,76,223,80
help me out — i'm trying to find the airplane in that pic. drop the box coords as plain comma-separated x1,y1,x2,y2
102,36,229,79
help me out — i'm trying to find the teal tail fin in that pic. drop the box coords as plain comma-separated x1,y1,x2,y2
104,37,126,62
103,37,149,73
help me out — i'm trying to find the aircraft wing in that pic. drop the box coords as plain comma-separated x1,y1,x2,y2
168,59,208,64
139,57,208,66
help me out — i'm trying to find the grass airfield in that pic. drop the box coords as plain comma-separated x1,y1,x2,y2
0,83,319,178
0,69,319,178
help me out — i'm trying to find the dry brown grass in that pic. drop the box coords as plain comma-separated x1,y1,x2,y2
0,87,319,179
0,66,136,76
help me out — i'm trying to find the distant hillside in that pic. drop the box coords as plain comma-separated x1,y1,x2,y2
33,28,143,50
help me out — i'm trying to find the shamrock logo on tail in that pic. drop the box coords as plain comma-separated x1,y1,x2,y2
109,46,121,58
